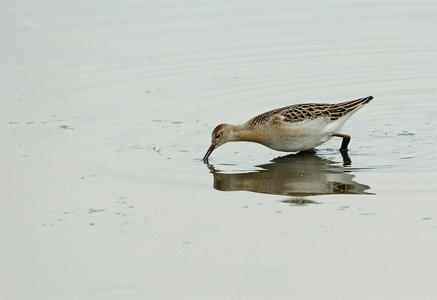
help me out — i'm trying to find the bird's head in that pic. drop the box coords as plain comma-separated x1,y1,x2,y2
203,124,237,161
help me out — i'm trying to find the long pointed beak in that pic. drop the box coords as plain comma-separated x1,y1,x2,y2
203,144,216,162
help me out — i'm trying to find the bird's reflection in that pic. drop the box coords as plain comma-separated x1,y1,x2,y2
207,152,372,197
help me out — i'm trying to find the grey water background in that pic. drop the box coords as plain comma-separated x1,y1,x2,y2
1,1,436,299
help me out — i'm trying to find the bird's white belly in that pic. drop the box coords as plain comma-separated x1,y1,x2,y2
261,134,333,152
256,117,341,152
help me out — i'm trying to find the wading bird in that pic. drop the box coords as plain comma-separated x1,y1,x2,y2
203,96,373,161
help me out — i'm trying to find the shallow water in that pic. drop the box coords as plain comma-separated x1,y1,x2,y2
1,1,437,299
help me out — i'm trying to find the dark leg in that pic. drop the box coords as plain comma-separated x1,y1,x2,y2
340,149,352,166
332,133,351,151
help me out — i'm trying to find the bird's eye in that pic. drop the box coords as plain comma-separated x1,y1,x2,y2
215,133,221,139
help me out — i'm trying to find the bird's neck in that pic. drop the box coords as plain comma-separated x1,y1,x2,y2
230,123,259,142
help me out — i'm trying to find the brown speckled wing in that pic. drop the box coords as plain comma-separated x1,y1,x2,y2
248,96,373,126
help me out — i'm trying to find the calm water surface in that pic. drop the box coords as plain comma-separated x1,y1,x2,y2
1,1,437,299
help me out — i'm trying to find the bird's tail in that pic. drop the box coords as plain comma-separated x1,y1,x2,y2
337,96,373,112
